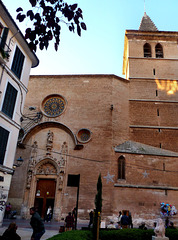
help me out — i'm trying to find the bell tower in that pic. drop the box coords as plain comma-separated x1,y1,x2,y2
123,12,178,152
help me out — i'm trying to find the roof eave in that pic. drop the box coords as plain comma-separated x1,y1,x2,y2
0,0,39,68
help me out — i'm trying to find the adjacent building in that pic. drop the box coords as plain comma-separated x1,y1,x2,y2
0,0,39,225
8,13,178,226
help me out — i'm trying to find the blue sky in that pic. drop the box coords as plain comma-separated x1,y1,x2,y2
4,0,178,77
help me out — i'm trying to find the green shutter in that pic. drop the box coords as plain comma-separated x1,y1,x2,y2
2,82,18,118
11,46,25,79
0,27,9,49
0,127,9,165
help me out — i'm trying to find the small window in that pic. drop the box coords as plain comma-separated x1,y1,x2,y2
2,82,18,118
0,126,9,165
155,43,163,58
118,156,125,179
11,46,25,79
144,43,151,57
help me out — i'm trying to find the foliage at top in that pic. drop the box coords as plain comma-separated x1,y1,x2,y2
16,0,87,52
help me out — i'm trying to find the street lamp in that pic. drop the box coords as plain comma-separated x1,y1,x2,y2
13,156,24,169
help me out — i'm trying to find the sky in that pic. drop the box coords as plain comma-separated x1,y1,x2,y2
3,0,178,78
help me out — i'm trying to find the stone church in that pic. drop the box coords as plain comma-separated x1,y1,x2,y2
8,13,178,225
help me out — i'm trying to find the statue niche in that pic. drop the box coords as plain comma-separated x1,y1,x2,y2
46,130,54,155
58,141,68,167
26,141,38,189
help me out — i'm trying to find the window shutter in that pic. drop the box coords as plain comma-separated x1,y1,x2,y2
0,127,9,165
11,46,25,79
2,83,18,118
0,27,9,49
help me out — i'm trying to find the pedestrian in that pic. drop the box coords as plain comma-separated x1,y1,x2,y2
107,220,116,229
45,206,52,222
1,222,21,240
88,210,93,229
4,203,11,219
117,211,122,229
169,222,176,229
30,207,45,240
65,212,74,231
72,207,77,228
139,222,147,230
121,211,130,229
165,217,169,228
128,212,133,228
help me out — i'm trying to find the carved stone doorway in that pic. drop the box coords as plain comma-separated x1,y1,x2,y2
34,179,56,219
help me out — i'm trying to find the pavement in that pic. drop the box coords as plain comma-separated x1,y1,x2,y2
0,219,88,240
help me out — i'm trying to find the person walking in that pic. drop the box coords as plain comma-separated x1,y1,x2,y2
30,207,45,240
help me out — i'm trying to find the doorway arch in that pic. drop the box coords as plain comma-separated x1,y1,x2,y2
27,158,63,220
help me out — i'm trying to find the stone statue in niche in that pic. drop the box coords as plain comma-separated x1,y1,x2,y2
46,130,54,154
26,171,32,189
58,171,64,190
61,141,68,154
59,142,68,166
31,141,38,157
30,141,38,167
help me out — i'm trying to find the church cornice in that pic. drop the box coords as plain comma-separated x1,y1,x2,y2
129,99,178,103
114,183,178,191
29,74,129,83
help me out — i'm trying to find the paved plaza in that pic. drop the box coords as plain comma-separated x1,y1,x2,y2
0,219,88,240
0,226,58,240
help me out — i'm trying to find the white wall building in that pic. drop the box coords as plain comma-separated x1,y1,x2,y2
0,0,39,225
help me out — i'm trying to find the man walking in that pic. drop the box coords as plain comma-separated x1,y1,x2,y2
30,207,45,240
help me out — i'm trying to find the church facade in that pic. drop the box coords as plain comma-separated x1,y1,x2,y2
8,13,178,225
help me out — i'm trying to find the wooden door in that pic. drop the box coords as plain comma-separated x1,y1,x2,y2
34,179,56,218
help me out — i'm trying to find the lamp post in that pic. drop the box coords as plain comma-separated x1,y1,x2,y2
13,156,23,169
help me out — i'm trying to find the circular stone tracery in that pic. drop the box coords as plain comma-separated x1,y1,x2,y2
41,94,66,117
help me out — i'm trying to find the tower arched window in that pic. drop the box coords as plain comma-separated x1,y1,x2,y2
155,43,163,58
144,43,152,57
118,155,125,179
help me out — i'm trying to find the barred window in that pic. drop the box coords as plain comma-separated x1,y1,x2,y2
0,126,9,165
118,156,125,179
2,82,17,118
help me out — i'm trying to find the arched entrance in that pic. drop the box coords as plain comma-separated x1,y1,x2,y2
34,178,56,218
26,157,63,220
